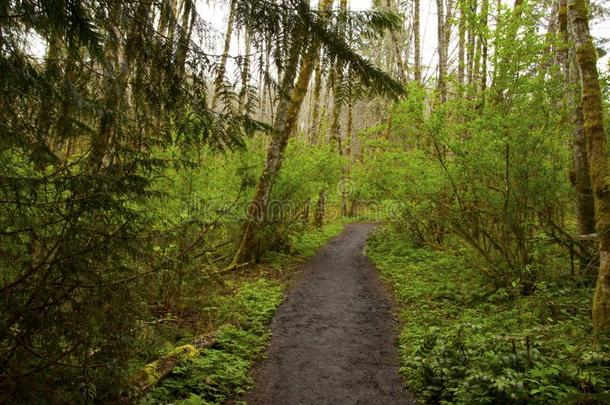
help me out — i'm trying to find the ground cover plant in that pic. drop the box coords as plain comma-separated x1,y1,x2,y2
368,228,610,404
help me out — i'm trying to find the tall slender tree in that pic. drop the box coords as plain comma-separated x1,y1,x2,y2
436,0,448,102
212,0,237,110
568,0,610,331
558,0,596,270
413,0,422,83
239,0,333,260
308,59,324,144
458,0,467,86
235,0,404,261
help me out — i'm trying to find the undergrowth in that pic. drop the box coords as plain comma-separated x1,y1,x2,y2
367,227,610,405
140,279,283,405
267,221,346,266
137,222,344,404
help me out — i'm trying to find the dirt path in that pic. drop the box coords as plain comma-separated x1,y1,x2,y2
244,223,416,404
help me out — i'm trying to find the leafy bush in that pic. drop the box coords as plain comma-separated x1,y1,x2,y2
369,49,577,291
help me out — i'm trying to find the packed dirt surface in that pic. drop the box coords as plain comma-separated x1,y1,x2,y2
244,223,416,404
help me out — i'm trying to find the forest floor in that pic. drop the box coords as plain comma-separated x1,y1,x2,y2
242,223,416,404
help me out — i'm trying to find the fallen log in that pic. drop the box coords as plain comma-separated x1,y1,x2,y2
131,328,221,394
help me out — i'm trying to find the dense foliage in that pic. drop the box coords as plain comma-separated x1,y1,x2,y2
357,0,610,402
368,228,610,404
2,0,610,403
0,120,347,401
0,0,390,400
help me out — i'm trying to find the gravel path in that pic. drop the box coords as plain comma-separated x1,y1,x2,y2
244,223,416,405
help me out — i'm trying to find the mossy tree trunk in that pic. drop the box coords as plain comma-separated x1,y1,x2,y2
235,0,334,263
559,0,596,272
308,59,323,144
329,0,349,216
90,7,121,169
386,0,407,82
329,0,348,151
314,190,327,227
466,0,477,86
238,28,252,115
568,0,610,332
329,68,344,152
344,70,354,217
91,1,153,169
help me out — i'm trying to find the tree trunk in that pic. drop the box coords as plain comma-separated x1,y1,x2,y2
491,0,501,86
308,59,323,144
259,46,272,121
436,0,447,103
458,0,466,86
479,0,489,92
343,81,354,217
238,28,252,115
466,0,478,86
329,0,348,150
413,0,422,83
329,65,343,151
331,0,350,214
91,1,152,169
387,0,407,82
90,8,121,169
559,0,596,272
175,0,194,80
472,10,482,91
235,0,334,263
568,0,610,332
211,0,236,110
314,190,327,227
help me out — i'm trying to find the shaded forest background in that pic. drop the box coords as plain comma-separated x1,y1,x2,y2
1,0,610,403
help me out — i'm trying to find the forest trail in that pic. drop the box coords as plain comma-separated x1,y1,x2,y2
244,223,416,404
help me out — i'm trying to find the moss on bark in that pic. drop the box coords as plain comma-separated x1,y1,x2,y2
568,0,610,333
